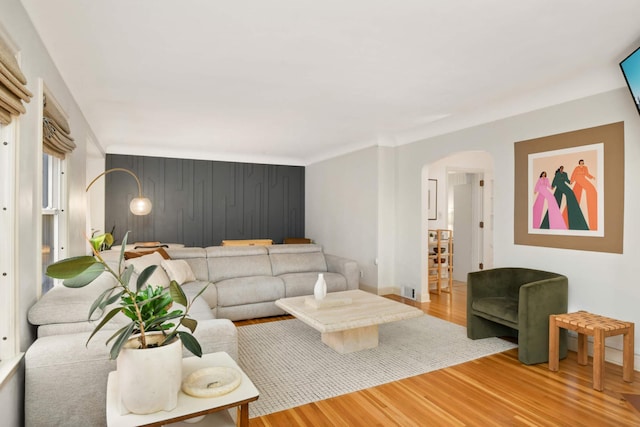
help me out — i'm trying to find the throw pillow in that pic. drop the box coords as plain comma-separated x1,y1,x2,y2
124,251,171,288
161,259,197,285
124,247,171,260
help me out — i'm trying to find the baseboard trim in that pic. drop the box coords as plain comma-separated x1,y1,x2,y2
567,334,640,370
359,283,388,295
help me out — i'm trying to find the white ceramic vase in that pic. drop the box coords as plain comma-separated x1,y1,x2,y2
314,273,327,300
117,334,183,415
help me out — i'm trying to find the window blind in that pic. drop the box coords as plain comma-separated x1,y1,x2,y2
0,36,32,125
43,92,75,159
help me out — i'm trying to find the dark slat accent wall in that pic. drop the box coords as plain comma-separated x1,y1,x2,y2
105,154,305,247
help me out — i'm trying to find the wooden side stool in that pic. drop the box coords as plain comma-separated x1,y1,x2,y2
549,311,634,391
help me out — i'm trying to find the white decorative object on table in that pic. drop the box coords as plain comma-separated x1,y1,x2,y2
182,366,242,398
313,273,327,300
117,334,182,415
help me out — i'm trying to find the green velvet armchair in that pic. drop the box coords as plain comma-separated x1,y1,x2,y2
467,267,568,365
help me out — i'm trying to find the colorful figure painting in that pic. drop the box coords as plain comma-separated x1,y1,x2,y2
528,143,604,237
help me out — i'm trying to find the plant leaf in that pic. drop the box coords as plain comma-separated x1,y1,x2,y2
62,263,106,288
88,287,118,320
169,281,187,306
46,256,98,279
181,317,197,333
118,232,129,272
104,233,114,248
121,265,134,288
103,290,124,308
110,323,135,359
89,234,106,252
105,323,135,346
177,331,202,357
86,306,124,346
136,265,157,291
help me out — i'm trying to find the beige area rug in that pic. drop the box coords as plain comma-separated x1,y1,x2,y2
237,315,517,418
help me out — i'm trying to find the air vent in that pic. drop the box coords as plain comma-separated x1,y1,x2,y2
401,286,416,300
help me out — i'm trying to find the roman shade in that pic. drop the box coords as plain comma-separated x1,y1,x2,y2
43,92,75,159
0,36,33,125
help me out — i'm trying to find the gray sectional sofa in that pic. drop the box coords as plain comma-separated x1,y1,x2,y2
25,243,359,426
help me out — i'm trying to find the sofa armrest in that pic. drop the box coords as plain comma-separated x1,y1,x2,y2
517,275,568,364
518,276,568,327
28,272,117,328
325,254,359,290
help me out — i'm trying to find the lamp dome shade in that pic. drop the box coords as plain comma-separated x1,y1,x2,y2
130,197,152,215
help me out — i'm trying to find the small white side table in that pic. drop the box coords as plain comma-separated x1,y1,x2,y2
106,352,259,427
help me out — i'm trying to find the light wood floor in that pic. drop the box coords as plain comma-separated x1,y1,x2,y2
236,283,640,426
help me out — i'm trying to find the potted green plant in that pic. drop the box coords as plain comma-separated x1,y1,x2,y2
46,231,207,414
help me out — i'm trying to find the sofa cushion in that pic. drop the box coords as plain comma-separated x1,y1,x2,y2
217,301,286,322
181,281,217,315
215,276,284,307
206,246,272,282
471,297,519,326
281,272,347,298
166,248,209,281
269,245,328,276
124,251,171,288
161,259,196,284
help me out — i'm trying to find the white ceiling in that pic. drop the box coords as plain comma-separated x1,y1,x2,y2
19,1,640,165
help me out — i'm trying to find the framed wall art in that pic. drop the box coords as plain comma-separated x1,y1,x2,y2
514,122,624,253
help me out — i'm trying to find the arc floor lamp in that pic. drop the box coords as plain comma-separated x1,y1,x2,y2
86,168,152,215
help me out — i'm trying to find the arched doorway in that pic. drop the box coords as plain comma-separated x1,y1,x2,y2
420,151,494,299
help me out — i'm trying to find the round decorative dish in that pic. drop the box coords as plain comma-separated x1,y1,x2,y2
182,366,242,398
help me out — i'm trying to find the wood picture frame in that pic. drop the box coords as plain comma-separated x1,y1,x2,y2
514,122,624,253
428,179,437,220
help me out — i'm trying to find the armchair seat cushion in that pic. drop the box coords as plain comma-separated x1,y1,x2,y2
472,297,519,328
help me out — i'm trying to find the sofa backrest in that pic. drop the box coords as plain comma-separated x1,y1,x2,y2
206,246,273,282
165,247,209,281
267,244,328,276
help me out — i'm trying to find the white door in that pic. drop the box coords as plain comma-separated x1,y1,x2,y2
453,181,473,281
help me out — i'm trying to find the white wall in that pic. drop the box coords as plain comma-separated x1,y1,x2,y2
377,146,397,294
1,0,95,424
306,146,379,289
307,87,640,360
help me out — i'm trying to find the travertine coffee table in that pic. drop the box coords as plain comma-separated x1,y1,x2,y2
275,289,423,353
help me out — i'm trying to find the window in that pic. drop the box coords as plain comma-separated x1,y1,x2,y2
41,87,71,295
41,152,65,294
0,121,17,363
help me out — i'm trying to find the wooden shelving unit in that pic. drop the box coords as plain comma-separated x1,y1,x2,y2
428,229,453,294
